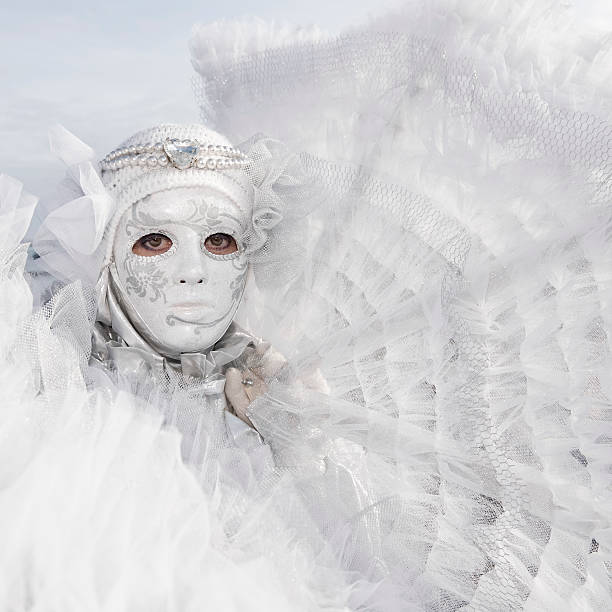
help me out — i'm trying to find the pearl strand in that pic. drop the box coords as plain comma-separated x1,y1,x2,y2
100,139,248,171
100,154,249,172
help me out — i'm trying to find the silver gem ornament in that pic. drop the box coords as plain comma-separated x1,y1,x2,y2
163,139,199,170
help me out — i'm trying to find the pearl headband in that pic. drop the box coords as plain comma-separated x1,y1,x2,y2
100,138,249,172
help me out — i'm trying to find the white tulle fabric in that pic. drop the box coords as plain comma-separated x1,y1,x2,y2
1,0,611,610
190,0,612,609
0,177,351,611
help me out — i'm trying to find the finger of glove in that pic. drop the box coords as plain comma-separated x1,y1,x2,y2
224,367,252,425
242,368,267,403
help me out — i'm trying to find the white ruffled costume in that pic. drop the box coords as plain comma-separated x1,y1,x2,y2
1,1,612,610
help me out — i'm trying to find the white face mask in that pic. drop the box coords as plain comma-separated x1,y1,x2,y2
110,186,249,357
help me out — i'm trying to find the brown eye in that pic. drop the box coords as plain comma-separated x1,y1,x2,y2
204,233,238,255
132,233,172,256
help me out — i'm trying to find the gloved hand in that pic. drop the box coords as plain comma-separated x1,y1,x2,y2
224,342,286,427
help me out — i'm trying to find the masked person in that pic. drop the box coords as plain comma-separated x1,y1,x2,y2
28,123,307,469
92,124,281,433
3,3,612,609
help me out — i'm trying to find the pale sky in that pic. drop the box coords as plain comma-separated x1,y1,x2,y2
1,0,397,196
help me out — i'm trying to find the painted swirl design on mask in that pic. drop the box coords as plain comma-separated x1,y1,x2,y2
126,198,245,245
230,258,248,302
121,205,172,303
124,262,169,303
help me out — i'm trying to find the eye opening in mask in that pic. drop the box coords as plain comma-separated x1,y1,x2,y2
203,232,238,255
132,233,173,256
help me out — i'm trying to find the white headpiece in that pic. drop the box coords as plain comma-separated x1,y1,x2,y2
33,124,310,293
99,124,254,265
